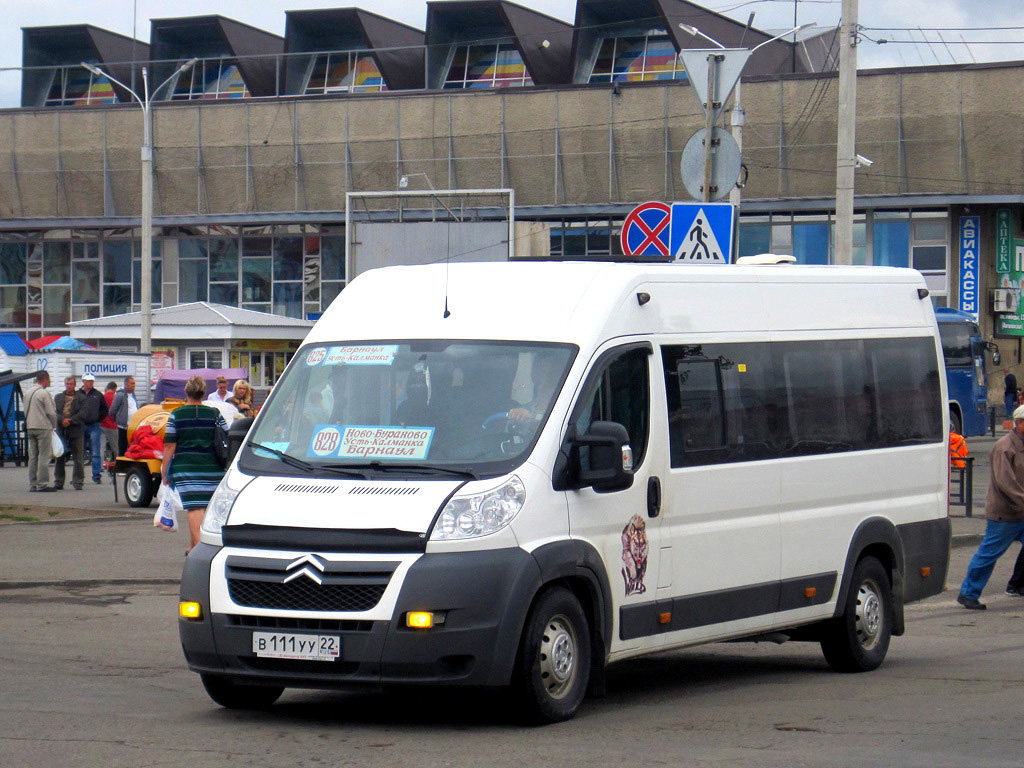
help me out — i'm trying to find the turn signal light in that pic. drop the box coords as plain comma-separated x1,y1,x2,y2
407,612,434,629
179,601,202,620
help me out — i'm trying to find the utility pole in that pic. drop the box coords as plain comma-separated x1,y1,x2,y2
834,0,859,265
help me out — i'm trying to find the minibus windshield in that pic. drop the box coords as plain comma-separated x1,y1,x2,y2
241,341,576,478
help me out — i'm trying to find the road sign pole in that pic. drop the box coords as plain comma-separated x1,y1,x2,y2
702,54,717,203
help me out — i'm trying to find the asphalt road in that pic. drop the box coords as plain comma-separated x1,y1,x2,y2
2,515,1023,768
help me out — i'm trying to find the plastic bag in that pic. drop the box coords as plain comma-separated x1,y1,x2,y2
51,430,65,459
154,483,182,532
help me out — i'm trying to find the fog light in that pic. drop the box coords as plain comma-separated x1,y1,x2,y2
407,612,434,629
179,601,202,620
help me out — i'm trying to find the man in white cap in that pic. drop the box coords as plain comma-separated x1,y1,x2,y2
957,404,1024,609
73,373,109,485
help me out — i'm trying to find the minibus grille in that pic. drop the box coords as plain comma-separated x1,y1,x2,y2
225,556,396,613
228,580,387,612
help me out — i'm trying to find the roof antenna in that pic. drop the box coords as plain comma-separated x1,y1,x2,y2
443,218,451,318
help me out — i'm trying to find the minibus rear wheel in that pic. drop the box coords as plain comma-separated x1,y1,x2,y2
200,674,284,709
513,586,591,723
820,556,892,673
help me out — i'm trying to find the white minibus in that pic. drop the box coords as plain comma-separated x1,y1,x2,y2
179,261,951,722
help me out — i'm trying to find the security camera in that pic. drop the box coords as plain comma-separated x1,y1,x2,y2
854,154,873,167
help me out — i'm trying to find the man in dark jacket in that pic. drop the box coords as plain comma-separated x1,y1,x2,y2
1004,368,1017,419
74,373,109,484
54,376,85,490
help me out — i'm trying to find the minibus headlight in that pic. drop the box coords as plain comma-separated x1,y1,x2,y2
202,480,240,535
432,476,525,540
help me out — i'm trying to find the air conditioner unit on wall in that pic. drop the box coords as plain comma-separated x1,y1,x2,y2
992,288,1017,314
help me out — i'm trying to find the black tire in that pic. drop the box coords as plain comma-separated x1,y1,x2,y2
821,556,892,673
513,587,591,724
125,466,154,508
949,409,963,436
200,674,284,709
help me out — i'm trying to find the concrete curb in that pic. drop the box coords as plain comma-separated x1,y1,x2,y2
952,534,984,549
0,578,181,589
0,511,151,525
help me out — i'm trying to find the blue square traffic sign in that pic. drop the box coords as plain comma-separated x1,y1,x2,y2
669,203,735,263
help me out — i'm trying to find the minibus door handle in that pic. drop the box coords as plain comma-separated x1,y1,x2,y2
647,476,661,518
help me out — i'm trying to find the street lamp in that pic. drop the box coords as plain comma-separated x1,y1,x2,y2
81,58,197,358
677,24,727,49
398,173,461,222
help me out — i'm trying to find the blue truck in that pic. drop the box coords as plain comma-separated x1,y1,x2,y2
934,308,999,436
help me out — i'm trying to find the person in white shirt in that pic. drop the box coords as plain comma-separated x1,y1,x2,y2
207,376,230,403
110,376,140,455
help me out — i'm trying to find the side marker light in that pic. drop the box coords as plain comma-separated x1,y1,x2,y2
658,612,672,625
804,587,817,599
920,566,931,578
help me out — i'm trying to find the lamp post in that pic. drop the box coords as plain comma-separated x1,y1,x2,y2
82,59,196,356
399,173,462,223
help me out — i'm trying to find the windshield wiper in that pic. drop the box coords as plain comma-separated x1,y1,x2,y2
326,461,480,480
248,442,368,478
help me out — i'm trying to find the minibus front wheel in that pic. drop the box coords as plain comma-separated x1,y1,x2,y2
201,674,284,710
512,586,591,723
820,556,892,673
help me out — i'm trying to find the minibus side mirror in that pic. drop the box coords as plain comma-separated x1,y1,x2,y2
227,417,254,463
555,420,634,493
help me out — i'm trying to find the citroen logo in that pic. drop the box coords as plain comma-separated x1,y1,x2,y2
283,554,327,585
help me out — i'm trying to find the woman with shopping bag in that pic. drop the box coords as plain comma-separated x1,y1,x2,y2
160,375,229,552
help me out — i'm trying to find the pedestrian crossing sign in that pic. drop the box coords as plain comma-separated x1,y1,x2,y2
669,202,735,264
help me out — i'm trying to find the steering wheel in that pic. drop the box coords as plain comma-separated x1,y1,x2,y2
482,409,537,435
482,410,513,432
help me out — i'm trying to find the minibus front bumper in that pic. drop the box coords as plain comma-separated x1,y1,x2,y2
179,543,543,688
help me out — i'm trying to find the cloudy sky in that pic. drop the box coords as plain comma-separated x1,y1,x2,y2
1,0,1021,106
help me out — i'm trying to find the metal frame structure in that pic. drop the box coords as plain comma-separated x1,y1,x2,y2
344,188,516,281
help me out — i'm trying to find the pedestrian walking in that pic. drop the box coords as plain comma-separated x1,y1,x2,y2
75,373,109,484
110,375,139,456
101,381,118,462
1005,368,1017,419
957,404,1024,609
24,370,57,492
160,375,229,552
54,376,85,490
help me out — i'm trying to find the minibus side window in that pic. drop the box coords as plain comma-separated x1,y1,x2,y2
778,340,869,455
575,348,650,469
663,337,941,468
870,338,942,444
663,343,777,467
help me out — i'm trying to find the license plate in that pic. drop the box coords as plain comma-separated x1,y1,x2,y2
251,632,340,661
